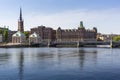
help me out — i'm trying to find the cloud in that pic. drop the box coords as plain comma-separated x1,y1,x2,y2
2,8,120,34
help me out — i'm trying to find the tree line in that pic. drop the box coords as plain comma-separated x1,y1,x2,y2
0,28,29,43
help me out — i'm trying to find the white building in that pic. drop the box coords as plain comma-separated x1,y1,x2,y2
29,32,41,44
12,31,26,44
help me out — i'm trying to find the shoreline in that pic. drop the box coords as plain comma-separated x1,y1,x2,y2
0,44,118,48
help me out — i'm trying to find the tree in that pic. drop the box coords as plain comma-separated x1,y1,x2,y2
3,29,8,42
113,36,120,42
23,31,29,39
0,29,3,34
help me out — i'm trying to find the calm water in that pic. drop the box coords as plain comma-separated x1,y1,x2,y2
0,48,120,80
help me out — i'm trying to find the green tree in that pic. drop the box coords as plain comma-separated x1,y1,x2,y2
0,29,3,34
113,36,120,42
3,29,8,42
23,31,29,39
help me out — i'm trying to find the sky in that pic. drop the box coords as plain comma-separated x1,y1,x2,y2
0,0,120,34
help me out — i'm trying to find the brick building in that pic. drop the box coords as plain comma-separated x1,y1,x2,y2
30,21,97,42
31,25,56,42
56,21,97,42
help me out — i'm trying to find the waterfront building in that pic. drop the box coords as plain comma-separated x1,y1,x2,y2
29,32,41,44
30,21,97,42
12,8,26,44
56,21,97,42
31,25,56,42
12,31,26,44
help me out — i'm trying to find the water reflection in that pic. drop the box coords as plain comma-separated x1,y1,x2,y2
0,53,10,65
37,52,54,59
77,48,98,69
16,48,98,80
78,49,85,69
17,49,24,80
1,48,120,80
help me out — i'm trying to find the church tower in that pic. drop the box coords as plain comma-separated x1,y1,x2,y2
18,8,24,32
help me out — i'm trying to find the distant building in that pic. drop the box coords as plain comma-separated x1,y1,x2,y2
97,33,118,41
56,21,97,42
31,25,56,42
10,8,98,43
12,8,26,44
12,31,26,44
29,32,41,44
18,8,24,32
30,22,97,42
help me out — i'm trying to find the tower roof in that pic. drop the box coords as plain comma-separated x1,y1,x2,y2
18,8,24,32
19,8,22,20
80,21,84,28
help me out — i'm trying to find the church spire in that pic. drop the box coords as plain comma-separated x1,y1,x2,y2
19,8,22,21
18,8,24,32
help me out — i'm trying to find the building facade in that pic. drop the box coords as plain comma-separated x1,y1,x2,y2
31,25,56,42
30,21,97,42
29,32,41,44
56,21,97,42
12,31,26,44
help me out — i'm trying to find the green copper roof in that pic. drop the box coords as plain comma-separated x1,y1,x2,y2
13,31,25,37
29,32,40,38
80,21,84,28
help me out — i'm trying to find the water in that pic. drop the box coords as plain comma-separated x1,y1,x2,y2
0,48,120,80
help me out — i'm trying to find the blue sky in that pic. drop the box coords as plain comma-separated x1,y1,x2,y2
0,0,120,34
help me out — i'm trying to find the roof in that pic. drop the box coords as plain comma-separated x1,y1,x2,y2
12,31,25,37
80,21,85,28
29,32,40,38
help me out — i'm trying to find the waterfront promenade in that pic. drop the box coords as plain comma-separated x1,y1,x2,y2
0,41,120,48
